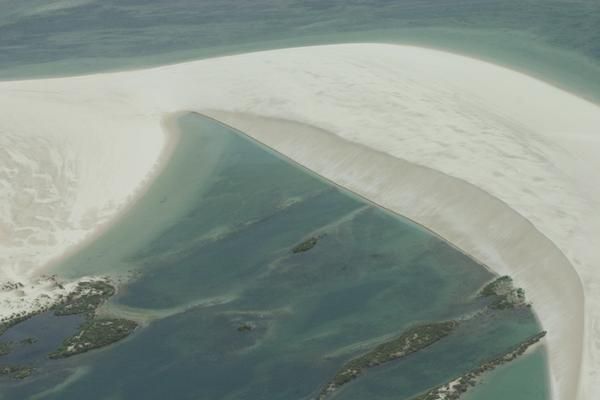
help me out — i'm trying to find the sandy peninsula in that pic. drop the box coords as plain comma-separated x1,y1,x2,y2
1,43,599,400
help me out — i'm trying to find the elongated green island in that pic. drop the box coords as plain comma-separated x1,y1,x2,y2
319,321,459,399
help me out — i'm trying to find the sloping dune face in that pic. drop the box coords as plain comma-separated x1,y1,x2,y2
0,44,599,399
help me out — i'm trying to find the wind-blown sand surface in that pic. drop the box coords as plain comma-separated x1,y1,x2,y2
0,43,599,399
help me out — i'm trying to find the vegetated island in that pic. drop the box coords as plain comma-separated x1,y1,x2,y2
410,330,547,400
318,321,459,399
49,318,137,359
48,280,138,359
292,236,321,253
317,274,534,399
0,279,137,377
0,336,38,380
53,280,115,316
479,276,527,310
0,365,34,380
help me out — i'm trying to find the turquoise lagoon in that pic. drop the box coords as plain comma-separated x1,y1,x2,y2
0,115,549,399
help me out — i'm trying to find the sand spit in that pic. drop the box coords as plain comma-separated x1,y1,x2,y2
202,112,583,400
1,43,599,399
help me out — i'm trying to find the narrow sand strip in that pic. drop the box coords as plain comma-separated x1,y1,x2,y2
1,43,599,399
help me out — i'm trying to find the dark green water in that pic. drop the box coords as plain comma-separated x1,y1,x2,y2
0,114,549,399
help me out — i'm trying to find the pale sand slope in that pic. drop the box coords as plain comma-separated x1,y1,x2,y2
0,43,598,399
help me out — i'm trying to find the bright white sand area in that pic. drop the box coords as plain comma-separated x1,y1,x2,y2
0,43,599,399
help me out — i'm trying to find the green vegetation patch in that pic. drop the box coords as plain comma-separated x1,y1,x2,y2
49,318,137,359
0,365,33,380
53,280,116,317
47,280,138,360
319,321,458,398
480,276,526,309
0,337,38,358
0,342,12,356
20,337,37,345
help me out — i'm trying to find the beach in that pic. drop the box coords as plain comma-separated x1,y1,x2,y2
1,43,599,399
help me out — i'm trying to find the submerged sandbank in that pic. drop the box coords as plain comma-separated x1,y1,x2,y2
1,43,599,399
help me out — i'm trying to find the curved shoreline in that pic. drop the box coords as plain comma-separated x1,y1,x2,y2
198,110,583,400
1,43,599,399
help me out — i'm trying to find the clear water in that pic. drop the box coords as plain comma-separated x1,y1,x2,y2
0,114,549,399
463,347,550,400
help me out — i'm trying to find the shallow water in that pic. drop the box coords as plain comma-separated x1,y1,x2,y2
463,347,550,400
0,312,83,365
0,114,549,399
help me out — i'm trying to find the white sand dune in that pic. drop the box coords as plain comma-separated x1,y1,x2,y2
1,43,599,399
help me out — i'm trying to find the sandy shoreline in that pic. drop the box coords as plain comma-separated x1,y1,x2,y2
200,111,582,400
39,115,182,277
1,43,599,399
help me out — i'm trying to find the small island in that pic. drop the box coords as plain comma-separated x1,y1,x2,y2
48,280,138,359
53,280,116,317
0,365,33,380
49,318,137,359
237,323,255,332
319,321,458,399
0,278,137,379
480,276,527,310
292,236,320,253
